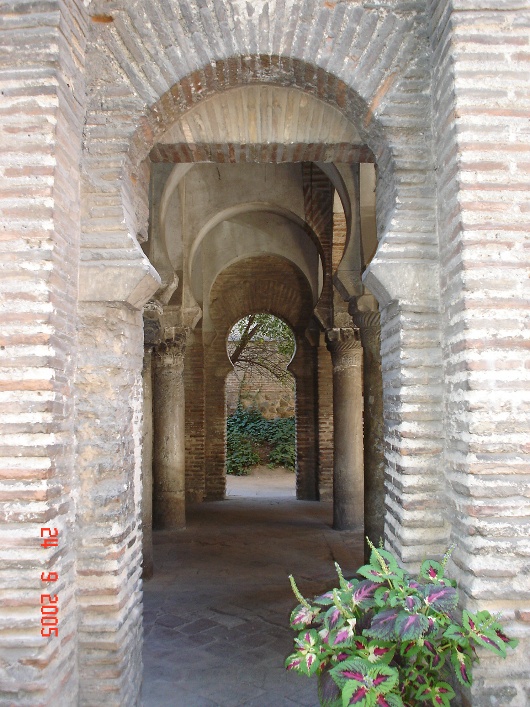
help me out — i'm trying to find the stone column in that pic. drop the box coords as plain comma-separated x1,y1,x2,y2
352,306,385,556
289,336,318,501
326,327,364,531
142,345,154,577
153,334,187,529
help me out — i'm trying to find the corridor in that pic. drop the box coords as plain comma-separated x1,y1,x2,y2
141,491,363,706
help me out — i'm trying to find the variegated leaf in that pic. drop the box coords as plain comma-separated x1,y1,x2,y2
395,611,429,641
365,610,399,641
423,584,458,612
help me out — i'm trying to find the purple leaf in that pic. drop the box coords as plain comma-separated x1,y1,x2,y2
333,627,352,644
319,628,330,644
353,580,378,605
341,669,366,682
395,611,429,641
365,610,398,640
477,633,504,653
403,641,416,655
495,628,511,644
405,595,421,612
306,653,316,670
348,686,369,704
424,640,436,655
373,672,391,687
318,669,341,705
373,645,392,658
327,608,342,629
291,606,317,626
424,585,458,612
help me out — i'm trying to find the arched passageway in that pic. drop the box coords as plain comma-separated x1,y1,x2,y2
141,158,384,539
140,154,386,704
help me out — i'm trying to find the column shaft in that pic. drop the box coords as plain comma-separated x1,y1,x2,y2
326,328,364,531
142,346,154,577
353,309,385,554
153,338,186,528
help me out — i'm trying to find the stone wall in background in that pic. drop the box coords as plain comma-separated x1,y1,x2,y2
225,368,295,419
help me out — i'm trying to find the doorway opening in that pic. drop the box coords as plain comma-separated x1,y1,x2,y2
225,313,297,498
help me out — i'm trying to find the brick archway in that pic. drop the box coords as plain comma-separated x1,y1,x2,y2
76,9,442,703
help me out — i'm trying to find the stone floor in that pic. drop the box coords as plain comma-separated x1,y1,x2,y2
141,472,363,706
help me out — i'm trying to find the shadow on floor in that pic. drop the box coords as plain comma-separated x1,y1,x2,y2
141,495,363,707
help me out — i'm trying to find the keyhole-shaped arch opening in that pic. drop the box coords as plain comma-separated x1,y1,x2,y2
225,314,297,495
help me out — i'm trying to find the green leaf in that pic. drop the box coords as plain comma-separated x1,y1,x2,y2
443,624,468,646
450,647,473,687
330,657,372,689
357,566,389,584
420,560,444,582
368,664,398,694
463,611,507,657
374,587,391,607
341,682,374,707
377,694,404,707
356,640,395,666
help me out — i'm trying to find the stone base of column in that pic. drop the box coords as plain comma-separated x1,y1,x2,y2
154,493,186,529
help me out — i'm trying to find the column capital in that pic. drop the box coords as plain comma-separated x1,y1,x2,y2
154,331,188,368
352,309,380,330
325,327,362,370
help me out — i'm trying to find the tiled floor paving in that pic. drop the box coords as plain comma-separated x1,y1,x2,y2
141,490,363,706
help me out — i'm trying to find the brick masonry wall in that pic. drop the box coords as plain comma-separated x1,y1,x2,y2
0,0,87,703
430,0,530,703
303,163,334,327
75,304,144,705
204,255,319,501
184,328,205,502
380,303,447,563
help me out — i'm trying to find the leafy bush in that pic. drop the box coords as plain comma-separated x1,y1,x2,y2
268,416,296,469
226,405,295,475
225,428,259,476
286,541,518,707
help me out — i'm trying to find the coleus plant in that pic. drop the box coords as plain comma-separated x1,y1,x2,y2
286,541,518,707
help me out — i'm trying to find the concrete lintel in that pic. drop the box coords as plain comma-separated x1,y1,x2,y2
362,259,440,311
79,260,161,310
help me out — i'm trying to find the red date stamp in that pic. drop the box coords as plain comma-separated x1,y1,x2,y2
40,528,59,637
